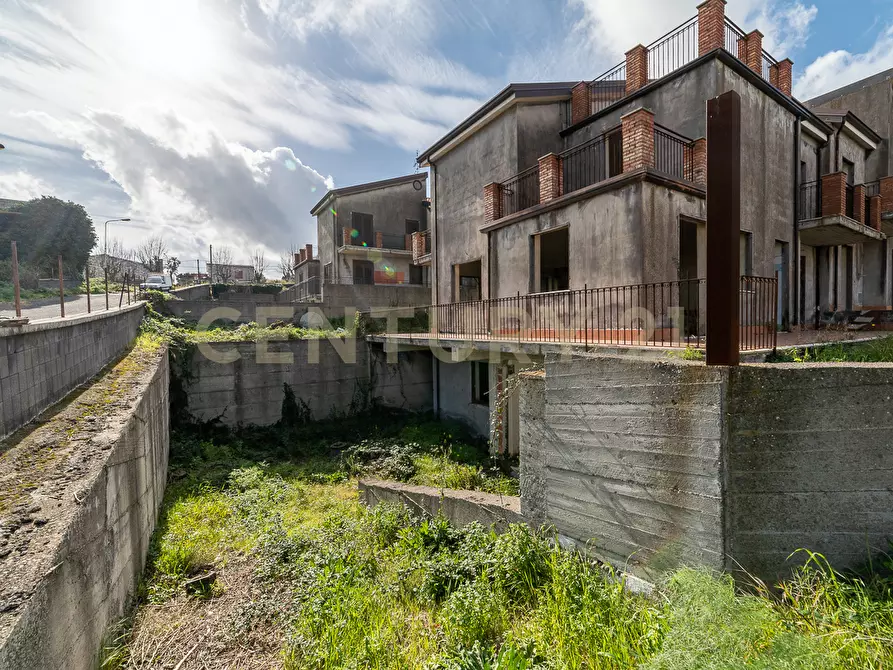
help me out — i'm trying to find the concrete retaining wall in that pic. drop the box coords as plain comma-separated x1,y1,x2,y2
169,284,210,300
0,304,146,439
322,283,430,312
185,340,433,425
519,354,893,582
0,345,169,670
359,479,522,532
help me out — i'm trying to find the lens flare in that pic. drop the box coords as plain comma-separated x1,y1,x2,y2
350,229,359,238
284,159,297,171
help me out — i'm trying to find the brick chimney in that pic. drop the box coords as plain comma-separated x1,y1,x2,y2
299,248,306,263
305,244,313,261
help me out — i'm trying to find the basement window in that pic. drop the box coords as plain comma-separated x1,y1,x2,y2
471,362,489,406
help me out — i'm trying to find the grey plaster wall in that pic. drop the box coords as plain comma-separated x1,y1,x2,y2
318,209,336,279
185,340,432,426
0,304,145,440
834,131,868,183
322,282,430,312
433,107,519,304
436,359,491,437
488,176,705,297
517,103,565,170
725,363,893,582
169,284,211,301
359,479,522,532
0,346,169,670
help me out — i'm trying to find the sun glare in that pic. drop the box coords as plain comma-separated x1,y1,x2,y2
106,0,221,80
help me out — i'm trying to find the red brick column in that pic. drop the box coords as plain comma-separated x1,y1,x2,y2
621,108,655,173
853,184,866,223
375,231,383,248
769,63,779,87
483,182,504,222
299,248,306,263
404,234,412,251
625,44,648,94
411,232,423,260
683,137,707,187
538,153,563,202
869,195,882,230
737,37,747,61
821,172,847,217
880,176,893,214
571,81,589,125
744,30,763,74
776,59,793,95
305,244,313,261
697,0,726,56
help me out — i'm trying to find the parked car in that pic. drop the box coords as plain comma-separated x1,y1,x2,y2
139,274,173,292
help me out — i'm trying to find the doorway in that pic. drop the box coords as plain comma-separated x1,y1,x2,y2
679,218,699,335
774,241,789,328
454,260,481,302
535,228,569,292
352,259,374,285
844,246,853,311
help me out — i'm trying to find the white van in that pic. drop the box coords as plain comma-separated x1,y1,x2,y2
140,274,173,292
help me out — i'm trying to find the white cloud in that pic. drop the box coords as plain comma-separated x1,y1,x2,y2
0,170,53,201
794,25,893,100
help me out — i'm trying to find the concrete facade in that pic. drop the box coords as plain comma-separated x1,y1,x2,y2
0,304,145,440
184,340,433,426
169,284,211,301
519,353,893,582
0,345,169,670
359,479,522,532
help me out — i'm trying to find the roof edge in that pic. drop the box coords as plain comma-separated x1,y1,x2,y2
310,172,428,216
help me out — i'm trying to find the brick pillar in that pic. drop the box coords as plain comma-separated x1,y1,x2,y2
776,59,792,95
870,195,882,231
294,253,301,268
881,176,893,213
744,30,763,74
375,231,383,248
411,232,423,259
484,182,504,222
737,37,747,61
821,172,847,217
571,81,589,125
404,234,412,251
697,0,726,56
683,137,707,187
538,153,563,202
853,184,866,223
769,63,779,87
625,44,648,94
621,108,655,173
305,244,313,261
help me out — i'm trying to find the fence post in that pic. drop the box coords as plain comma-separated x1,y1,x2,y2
119,272,127,308
86,263,91,313
58,256,65,318
105,269,109,310
706,90,740,365
11,242,21,318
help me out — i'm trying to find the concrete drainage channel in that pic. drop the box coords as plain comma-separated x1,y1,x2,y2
0,341,169,670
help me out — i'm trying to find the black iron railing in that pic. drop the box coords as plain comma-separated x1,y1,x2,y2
561,127,622,195
589,63,628,117
654,125,694,181
865,180,880,197
393,277,778,352
799,180,822,220
845,184,855,219
762,50,777,82
420,229,431,255
381,232,408,250
501,166,540,217
724,18,746,55
647,16,699,80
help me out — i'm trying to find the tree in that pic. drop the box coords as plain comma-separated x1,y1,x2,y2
165,256,181,279
210,246,234,283
251,249,267,283
136,236,168,273
93,238,133,282
278,243,299,281
0,196,97,276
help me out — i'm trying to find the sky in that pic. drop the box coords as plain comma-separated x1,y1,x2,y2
1,0,892,274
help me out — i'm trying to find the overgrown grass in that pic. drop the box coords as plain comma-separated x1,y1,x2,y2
103,421,893,669
770,335,893,363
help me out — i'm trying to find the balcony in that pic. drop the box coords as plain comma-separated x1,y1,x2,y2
799,176,886,246
485,117,701,226
411,229,432,265
386,276,777,353
338,227,412,256
562,4,790,129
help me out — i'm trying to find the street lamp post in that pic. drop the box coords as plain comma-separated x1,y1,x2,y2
104,217,131,256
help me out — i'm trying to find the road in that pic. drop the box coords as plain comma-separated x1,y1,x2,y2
0,294,132,321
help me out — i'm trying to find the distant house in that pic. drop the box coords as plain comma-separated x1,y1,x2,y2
88,254,149,282
0,198,25,211
208,263,255,284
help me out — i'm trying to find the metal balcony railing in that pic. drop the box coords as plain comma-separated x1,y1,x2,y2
561,127,621,195
500,166,540,217
799,180,822,220
654,125,695,182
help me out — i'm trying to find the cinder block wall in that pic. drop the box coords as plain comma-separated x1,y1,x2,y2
0,304,145,439
519,354,893,583
0,347,169,670
185,340,433,425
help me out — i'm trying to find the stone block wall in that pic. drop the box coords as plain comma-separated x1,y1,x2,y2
0,304,145,439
